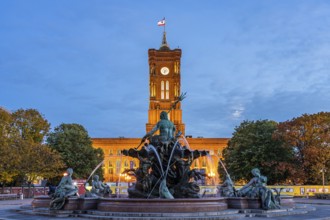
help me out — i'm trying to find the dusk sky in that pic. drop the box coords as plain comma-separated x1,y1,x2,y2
1,0,330,138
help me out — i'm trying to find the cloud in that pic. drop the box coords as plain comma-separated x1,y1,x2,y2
231,105,244,119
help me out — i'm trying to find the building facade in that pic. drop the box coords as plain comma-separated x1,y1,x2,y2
92,32,229,183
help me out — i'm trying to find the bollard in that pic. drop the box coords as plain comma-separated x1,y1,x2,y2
19,193,24,200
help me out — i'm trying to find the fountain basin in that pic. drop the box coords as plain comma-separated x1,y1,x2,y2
33,195,294,212
32,195,51,208
32,196,99,210
226,196,295,209
33,196,228,213
98,197,228,213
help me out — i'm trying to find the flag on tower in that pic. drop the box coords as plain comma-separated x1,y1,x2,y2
157,18,166,26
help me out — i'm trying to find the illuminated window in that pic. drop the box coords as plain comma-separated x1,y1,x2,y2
165,81,169,99
161,81,165,99
124,160,129,167
202,157,207,167
117,150,121,156
150,82,156,97
174,61,179,74
109,161,113,167
174,83,178,97
217,149,222,156
194,160,198,168
116,160,121,174
108,168,113,174
153,84,156,97
109,149,113,155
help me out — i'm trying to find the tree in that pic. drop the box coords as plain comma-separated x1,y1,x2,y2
47,123,104,180
11,109,50,143
15,141,65,183
0,108,16,141
0,108,19,183
0,108,64,185
0,140,20,184
274,112,330,185
223,120,293,185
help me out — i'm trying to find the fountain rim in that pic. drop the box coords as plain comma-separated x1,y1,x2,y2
99,197,226,202
97,196,228,213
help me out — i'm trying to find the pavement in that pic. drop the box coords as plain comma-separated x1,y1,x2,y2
0,197,329,220
0,199,85,220
239,198,330,220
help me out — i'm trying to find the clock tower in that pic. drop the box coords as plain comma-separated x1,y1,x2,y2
146,32,185,135
91,30,230,183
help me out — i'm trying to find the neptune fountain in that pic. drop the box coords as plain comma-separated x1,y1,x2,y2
122,109,208,199
28,93,303,219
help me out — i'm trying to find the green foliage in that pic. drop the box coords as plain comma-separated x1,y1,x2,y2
274,112,330,184
0,108,64,185
47,123,104,180
223,120,293,185
16,140,65,182
0,108,15,140
11,109,50,143
0,140,19,183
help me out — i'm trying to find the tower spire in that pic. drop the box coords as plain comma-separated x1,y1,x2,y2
159,31,170,51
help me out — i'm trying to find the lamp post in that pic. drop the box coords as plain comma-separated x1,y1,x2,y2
320,168,325,193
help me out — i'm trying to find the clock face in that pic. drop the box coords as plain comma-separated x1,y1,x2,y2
160,67,170,75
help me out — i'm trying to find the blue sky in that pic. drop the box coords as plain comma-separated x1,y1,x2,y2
1,0,330,138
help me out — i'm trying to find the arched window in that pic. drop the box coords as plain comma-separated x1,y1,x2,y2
202,157,207,167
165,81,169,99
174,83,179,97
194,159,199,168
116,160,121,174
161,81,165,99
174,61,179,74
153,84,156,97
150,82,156,97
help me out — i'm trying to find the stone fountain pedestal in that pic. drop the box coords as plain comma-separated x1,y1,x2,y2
26,195,316,219
32,196,227,212
98,197,227,213
226,196,295,209
32,195,100,210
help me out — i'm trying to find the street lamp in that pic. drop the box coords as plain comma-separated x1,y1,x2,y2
320,168,326,193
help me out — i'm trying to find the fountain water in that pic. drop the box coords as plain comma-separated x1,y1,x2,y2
85,160,104,184
215,155,233,185
121,135,208,199
147,144,173,199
